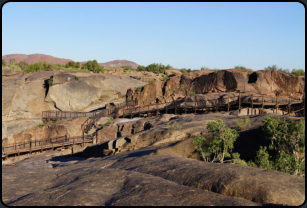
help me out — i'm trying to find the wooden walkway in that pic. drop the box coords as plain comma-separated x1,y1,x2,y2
2,135,93,159
3,93,304,160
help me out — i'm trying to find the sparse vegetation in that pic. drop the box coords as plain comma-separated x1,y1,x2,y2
2,59,7,66
236,116,251,131
75,76,79,80
234,65,249,70
48,77,53,86
149,78,156,83
81,60,105,73
264,65,305,77
167,122,182,130
246,115,305,177
102,117,114,127
137,63,171,74
122,66,134,72
36,121,49,128
160,76,168,81
189,92,196,96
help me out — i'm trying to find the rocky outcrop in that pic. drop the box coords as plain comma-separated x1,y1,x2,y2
45,72,146,112
2,117,87,145
126,69,305,106
2,69,146,121
3,145,304,206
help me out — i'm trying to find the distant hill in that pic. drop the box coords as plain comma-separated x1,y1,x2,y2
2,54,73,65
2,54,139,69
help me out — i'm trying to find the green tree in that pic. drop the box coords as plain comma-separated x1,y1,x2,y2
9,58,16,65
255,146,273,170
2,59,6,66
74,62,80,68
81,60,104,73
291,69,305,76
260,115,305,176
17,61,28,70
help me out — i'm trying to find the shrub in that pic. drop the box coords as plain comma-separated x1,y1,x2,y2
122,66,134,72
231,152,248,166
102,117,114,127
10,58,16,65
167,122,182,130
161,76,168,81
75,76,79,80
236,116,251,131
234,65,248,70
254,146,273,170
149,78,156,83
189,92,196,96
48,77,53,86
81,60,105,73
2,59,6,66
200,66,211,70
193,136,210,162
36,121,49,128
291,69,305,76
136,63,171,74
260,115,305,176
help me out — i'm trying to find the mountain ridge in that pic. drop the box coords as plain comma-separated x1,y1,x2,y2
2,53,139,69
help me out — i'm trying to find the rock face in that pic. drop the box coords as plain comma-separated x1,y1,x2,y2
2,69,146,122
46,72,146,112
2,146,304,206
2,70,57,122
126,69,305,106
2,117,87,145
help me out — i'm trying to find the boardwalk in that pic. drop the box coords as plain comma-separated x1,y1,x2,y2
3,93,304,160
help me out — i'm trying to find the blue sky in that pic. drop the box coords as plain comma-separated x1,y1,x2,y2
2,2,305,70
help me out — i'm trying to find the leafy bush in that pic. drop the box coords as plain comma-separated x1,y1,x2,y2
137,63,171,74
200,66,211,70
2,59,6,66
17,61,28,70
236,116,251,131
160,76,168,81
167,122,182,130
250,115,306,177
81,60,105,73
36,121,49,128
75,76,79,80
291,69,305,76
122,66,134,72
231,152,248,166
65,61,80,68
189,92,196,96
234,65,248,70
48,77,53,86
264,65,305,77
149,78,156,83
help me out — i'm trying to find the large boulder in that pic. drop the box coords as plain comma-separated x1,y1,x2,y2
46,72,146,112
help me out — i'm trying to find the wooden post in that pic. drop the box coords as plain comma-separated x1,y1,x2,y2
175,100,177,115
288,95,291,114
239,92,241,110
227,96,230,112
251,95,253,115
185,99,187,114
261,95,264,114
194,97,196,115
276,96,278,114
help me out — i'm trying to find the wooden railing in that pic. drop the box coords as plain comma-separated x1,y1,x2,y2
2,134,93,159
